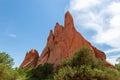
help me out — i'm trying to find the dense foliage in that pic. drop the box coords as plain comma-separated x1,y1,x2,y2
0,52,17,80
62,47,105,69
54,47,120,80
26,63,54,80
0,52,14,67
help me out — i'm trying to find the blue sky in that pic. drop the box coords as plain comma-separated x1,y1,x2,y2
0,0,120,67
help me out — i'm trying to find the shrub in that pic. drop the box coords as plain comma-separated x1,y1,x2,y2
0,63,18,80
54,65,96,80
26,63,54,80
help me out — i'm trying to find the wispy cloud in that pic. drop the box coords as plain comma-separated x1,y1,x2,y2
69,0,103,11
8,34,16,38
107,54,120,65
68,0,120,53
105,48,120,54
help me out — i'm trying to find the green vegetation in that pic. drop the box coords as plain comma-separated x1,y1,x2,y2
0,52,17,80
62,47,105,69
54,47,120,80
26,63,54,80
0,52,28,80
1,47,120,80
0,52,14,67
15,68,28,80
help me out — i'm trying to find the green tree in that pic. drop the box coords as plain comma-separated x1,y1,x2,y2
0,52,18,80
0,52,14,67
72,47,96,67
15,67,29,80
27,63,54,80
0,64,18,80
62,46,105,69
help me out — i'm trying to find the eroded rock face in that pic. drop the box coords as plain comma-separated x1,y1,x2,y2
20,49,39,68
20,11,109,68
37,11,106,66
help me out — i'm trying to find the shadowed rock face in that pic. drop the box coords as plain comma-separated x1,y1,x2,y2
37,11,106,66
20,49,39,68
20,11,109,68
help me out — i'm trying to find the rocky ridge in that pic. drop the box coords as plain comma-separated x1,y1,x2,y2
20,11,108,68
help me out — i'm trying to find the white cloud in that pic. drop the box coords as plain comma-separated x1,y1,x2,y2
68,0,120,52
108,2,120,15
105,48,120,54
68,0,120,64
8,34,16,38
110,15,120,27
70,0,103,11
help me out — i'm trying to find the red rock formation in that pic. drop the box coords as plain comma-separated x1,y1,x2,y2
20,49,39,68
37,11,106,66
20,11,111,68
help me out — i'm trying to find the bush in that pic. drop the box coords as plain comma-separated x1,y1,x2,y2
0,63,18,80
26,63,54,80
72,47,96,66
54,65,96,80
15,67,29,80
54,66,77,80
93,67,120,80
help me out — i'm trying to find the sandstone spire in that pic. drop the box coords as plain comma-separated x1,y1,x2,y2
36,11,106,66
64,11,75,30
20,11,111,68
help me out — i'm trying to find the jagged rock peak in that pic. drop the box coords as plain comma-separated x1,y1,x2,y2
20,49,39,68
64,11,75,30
47,30,54,41
30,48,38,53
54,22,63,36
55,22,60,27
